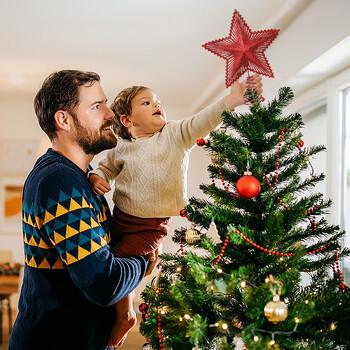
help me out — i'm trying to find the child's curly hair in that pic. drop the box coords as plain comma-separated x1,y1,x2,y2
110,86,149,140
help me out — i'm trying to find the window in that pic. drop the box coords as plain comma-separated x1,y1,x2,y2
340,86,350,285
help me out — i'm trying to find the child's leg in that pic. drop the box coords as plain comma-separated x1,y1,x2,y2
108,206,171,347
108,292,137,348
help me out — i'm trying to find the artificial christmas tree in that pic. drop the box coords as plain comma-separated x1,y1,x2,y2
139,86,350,349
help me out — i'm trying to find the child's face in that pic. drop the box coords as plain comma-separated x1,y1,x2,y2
127,89,166,138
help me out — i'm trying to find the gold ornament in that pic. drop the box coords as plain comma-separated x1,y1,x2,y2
264,297,288,323
185,228,201,244
151,268,163,291
211,153,225,166
264,275,288,323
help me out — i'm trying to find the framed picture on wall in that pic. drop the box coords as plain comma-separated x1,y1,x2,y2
0,176,25,233
0,139,39,175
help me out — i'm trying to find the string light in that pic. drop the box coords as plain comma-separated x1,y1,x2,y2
184,314,193,321
222,323,228,330
240,281,247,288
217,268,223,274
294,318,300,324
251,323,299,346
305,300,309,304
330,323,336,330
176,267,182,272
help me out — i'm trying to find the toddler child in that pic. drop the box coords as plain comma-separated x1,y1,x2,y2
89,75,262,347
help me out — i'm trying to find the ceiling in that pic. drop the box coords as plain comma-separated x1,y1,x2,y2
0,0,312,114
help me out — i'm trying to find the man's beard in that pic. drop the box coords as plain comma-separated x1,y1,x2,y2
72,117,117,155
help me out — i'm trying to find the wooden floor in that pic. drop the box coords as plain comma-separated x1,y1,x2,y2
0,311,148,350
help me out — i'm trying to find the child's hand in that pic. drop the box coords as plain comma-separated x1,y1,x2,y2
88,174,111,196
225,74,263,110
145,248,159,276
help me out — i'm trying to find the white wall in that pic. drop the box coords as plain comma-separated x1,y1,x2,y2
0,92,42,262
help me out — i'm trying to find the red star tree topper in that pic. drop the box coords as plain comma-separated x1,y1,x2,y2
203,10,279,88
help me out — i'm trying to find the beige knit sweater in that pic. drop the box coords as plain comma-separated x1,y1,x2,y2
91,97,228,218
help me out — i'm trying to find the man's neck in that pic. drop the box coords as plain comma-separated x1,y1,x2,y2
51,140,93,172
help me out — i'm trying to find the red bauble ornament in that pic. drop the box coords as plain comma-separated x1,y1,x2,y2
180,209,187,217
202,10,279,88
236,171,261,198
298,139,304,147
139,303,149,314
196,138,206,147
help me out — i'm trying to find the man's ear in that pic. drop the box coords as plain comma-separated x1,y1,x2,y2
54,110,70,131
120,114,133,128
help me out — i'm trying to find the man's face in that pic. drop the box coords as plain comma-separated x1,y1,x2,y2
70,82,117,155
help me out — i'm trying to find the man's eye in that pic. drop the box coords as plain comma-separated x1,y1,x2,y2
93,105,100,110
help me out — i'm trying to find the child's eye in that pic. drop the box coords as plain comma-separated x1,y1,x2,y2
142,101,150,105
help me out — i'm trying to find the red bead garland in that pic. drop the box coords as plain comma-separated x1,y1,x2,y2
273,127,285,186
214,167,240,198
232,228,330,257
213,235,230,266
334,251,346,292
179,230,185,257
262,128,293,210
157,314,165,350
264,174,290,210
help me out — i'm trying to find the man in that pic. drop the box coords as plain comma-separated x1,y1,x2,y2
9,70,156,350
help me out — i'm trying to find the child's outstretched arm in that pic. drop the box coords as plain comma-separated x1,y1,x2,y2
174,74,263,149
88,173,112,196
225,73,262,110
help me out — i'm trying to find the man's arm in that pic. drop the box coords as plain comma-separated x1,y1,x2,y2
37,169,149,306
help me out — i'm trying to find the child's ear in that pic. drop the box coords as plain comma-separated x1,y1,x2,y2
120,114,133,128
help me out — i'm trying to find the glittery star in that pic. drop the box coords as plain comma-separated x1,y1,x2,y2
203,10,279,87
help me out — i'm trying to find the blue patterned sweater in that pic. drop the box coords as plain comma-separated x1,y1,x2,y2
9,149,148,350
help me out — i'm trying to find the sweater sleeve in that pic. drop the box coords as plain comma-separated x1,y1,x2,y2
174,97,228,149
36,167,148,306
89,147,121,183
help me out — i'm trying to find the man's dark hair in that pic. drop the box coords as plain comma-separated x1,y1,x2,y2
34,70,100,140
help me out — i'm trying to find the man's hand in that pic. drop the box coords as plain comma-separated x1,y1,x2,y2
145,248,159,276
88,173,111,196
225,74,263,110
